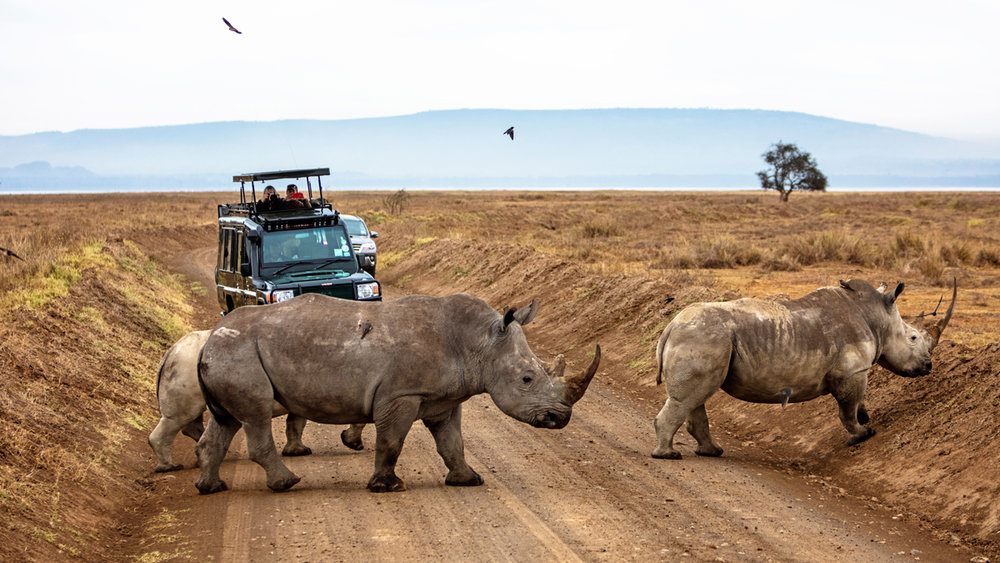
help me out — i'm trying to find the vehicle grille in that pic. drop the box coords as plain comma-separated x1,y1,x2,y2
305,285,355,300
351,243,361,251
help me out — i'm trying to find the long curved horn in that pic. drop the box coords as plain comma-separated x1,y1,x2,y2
926,278,957,347
563,345,601,404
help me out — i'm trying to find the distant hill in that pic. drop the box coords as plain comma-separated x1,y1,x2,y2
2,108,999,189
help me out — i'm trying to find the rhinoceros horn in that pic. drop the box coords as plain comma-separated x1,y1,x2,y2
561,345,601,404
926,278,957,348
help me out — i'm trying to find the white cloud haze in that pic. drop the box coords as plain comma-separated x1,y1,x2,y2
2,0,998,140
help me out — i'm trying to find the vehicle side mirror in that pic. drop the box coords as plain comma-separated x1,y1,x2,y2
240,263,252,277
370,231,378,238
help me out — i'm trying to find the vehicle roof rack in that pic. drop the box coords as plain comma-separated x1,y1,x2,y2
231,167,331,218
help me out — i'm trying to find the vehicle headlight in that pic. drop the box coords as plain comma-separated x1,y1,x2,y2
270,289,295,303
360,242,376,252
356,282,380,299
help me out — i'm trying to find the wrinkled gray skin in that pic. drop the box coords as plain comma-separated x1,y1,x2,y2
195,293,600,494
653,279,955,459
148,330,366,472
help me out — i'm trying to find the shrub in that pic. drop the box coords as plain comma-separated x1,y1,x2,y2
382,189,410,216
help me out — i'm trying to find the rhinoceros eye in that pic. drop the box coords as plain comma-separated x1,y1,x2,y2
522,376,533,384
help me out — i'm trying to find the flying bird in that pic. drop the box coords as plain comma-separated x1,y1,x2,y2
222,17,242,34
1,246,25,261
503,127,514,140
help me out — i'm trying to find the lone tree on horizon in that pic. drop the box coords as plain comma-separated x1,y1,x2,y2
757,141,828,202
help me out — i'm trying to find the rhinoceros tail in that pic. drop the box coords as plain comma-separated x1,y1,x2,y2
196,346,238,426
655,324,673,385
154,346,170,402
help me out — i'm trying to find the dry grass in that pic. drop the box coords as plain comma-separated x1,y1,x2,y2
2,188,1000,559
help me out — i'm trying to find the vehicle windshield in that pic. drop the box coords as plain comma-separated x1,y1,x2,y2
341,216,369,237
259,227,357,278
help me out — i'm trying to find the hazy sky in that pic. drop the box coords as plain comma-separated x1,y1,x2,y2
2,0,998,140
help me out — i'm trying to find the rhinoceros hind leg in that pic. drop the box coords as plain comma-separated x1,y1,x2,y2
341,424,366,451
652,397,690,459
149,416,185,472
195,415,240,494
687,404,724,457
367,474,406,492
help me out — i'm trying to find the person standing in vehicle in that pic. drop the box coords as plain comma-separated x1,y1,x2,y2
285,184,308,208
258,185,281,211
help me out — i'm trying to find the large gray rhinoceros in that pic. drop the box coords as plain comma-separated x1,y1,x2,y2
195,293,601,494
652,279,955,459
148,330,366,472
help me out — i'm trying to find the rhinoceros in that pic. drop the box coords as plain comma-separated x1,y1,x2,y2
194,293,601,493
148,330,366,472
652,279,955,459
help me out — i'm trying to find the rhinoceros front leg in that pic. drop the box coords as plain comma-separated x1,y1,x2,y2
832,371,876,446
195,415,240,494
281,414,312,457
424,406,483,487
341,423,366,451
244,418,300,492
367,398,420,492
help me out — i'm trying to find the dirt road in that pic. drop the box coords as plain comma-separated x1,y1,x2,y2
139,245,976,562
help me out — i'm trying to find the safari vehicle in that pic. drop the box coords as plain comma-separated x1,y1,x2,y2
340,214,378,275
215,168,381,313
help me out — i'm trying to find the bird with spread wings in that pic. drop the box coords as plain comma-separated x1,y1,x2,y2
223,17,241,34
1,247,25,261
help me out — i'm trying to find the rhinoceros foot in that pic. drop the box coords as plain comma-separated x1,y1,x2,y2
367,475,406,493
651,448,683,460
154,462,185,473
267,474,301,492
281,444,313,457
847,427,876,446
196,478,229,495
445,469,484,487
694,445,724,457
340,430,364,451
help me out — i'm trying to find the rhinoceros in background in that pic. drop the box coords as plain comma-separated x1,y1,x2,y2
195,293,600,494
652,279,955,459
148,330,366,472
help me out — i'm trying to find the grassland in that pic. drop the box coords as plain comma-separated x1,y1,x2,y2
1,189,999,560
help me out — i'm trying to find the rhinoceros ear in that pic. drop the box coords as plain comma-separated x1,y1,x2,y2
502,307,517,331
884,282,904,306
512,299,539,326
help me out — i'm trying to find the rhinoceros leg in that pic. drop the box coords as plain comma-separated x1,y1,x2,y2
181,417,205,442
195,415,240,494
832,371,876,446
652,397,690,459
341,424,366,451
686,404,724,457
244,418,301,492
149,415,191,472
281,414,312,457
367,398,420,492
424,406,483,487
